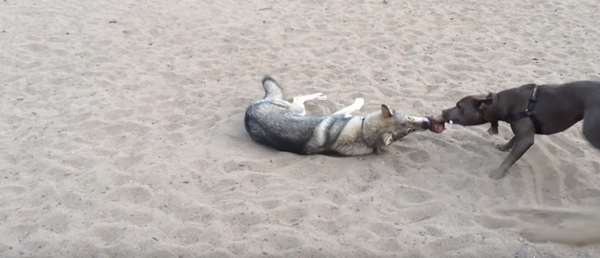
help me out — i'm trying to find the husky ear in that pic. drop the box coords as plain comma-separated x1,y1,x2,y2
381,104,394,118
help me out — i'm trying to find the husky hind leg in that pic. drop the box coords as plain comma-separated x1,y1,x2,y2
262,75,284,100
583,107,600,149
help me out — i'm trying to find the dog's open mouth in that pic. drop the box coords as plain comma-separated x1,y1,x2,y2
428,117,446,133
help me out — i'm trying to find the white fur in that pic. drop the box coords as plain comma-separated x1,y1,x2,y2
333,98,364,117
290,93,327,116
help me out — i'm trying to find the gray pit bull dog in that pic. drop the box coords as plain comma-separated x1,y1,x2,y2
245,76,445,156
440,81,600,179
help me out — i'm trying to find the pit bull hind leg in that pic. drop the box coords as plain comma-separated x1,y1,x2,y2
583,107,600,149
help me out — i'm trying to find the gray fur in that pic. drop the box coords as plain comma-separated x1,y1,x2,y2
244,76,433,156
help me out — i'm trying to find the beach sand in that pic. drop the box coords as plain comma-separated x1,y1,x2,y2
1,0,600,257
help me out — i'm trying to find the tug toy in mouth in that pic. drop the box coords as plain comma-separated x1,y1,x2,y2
428,117,446,133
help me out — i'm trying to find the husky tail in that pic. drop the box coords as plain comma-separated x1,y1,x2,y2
262,75,284,100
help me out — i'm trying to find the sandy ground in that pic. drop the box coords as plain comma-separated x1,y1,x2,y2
2,0,600,257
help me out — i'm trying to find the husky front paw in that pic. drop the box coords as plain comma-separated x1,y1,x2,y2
353,97,364,107
315,93,327,101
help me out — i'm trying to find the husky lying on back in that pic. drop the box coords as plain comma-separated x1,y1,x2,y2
244,76,445,155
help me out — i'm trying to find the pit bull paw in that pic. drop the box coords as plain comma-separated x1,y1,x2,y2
488,168,508,179
495,144,511,152
487,126,499,135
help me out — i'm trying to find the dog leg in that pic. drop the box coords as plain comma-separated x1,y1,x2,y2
333,98,364,117
488,121,499,135
583,108,600,149
292,93,327,103
489,120,535,179
289,93,327,115
496,137,515,152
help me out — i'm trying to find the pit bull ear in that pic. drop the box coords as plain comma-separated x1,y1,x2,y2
472,93,490,102
477,92,496,110
381,104,394,118
485,92,495,103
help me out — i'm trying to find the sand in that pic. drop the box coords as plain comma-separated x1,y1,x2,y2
1,0,600,257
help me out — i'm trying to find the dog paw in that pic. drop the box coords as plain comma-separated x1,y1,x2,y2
316,93,327,101
495,144,511,152
299,92,327,102
488,169,507,179
353,97,364,106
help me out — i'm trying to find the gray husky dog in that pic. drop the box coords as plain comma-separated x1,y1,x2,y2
244,76,445,155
